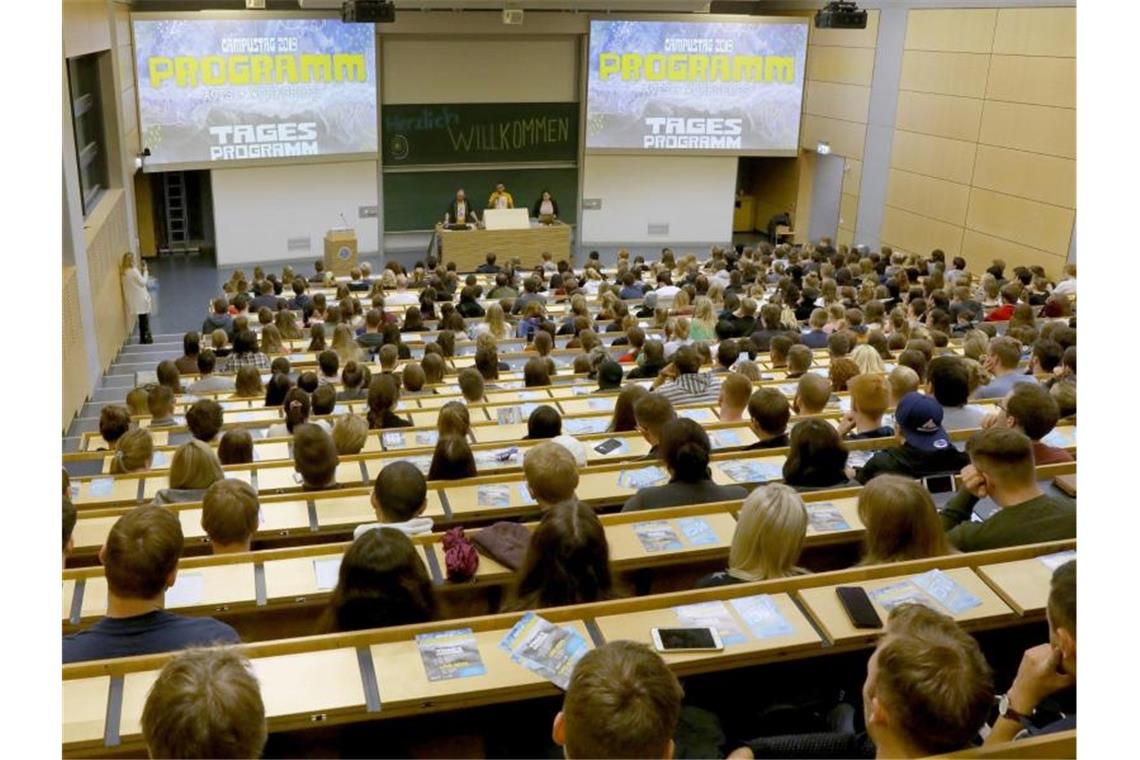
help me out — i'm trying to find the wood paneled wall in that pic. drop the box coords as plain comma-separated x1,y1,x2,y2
797,10,880,246
62,267,89,432
84,189,131,372
881,7,1075,278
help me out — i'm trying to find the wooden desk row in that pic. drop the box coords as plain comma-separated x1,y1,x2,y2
61,539,1076,757
61,497,866,635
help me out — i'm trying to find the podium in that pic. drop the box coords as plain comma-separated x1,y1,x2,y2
323,228,358,276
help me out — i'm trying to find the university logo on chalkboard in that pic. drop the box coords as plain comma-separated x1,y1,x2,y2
389,134,409,161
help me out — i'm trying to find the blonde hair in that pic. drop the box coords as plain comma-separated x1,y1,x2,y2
483,303,509,339
332,324,363,364
849,344,886,375
259,324,285,355
671,289,691,311
111,428,154,473
727,484,808,581
858,475,950,565
692,297,716,333
332,414,369,455
168,440,225,490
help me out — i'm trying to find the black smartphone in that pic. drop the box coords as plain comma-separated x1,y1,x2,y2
837,586,883,629
594,438,623,455
924,474,955,494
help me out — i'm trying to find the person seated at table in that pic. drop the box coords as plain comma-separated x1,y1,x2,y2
457,367,486,404
525,405,563,441
622,418,747,512
553,641,683,760
217,428,253,466
521,441,581,513
63,506,240,663
728,605,993,759
292,423,340,492
202,297,234,340
744,388,790,450
63,497,77,564
857,474,950,565
596,360,624,393
855,393,970,485
331,413,368,456
266,388,324,439
633,392,677,461
173,331,201,376
445,188,477,226
318,528,437,633
513,500,612,609
792,373,831,416
940,428,1076,551
973,337,1037,400
141,647,267,760
201,479,260,555
522,356,551,388
717,372,754,423
608,384,649,433
186,398,224,443
355,461,433,540
628,339,667,380
533,189,559,219
154,441,225,505
222,329,270,373
785,344,814,379
783,418,854,491
837,374,894,440
488,182,515,209
983,382,1073,465
366,375,412,430
427,434,477,480
109,427,154,474
146,384,179,428
697,484,808,588
98,405,131,450
985,560,1076,745
652,345,719,406
400,362,433,397
888,365,921,407
927,356,986,431
187,349,234,395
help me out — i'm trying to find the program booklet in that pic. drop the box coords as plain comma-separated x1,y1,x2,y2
417,628,487,682
618,466,669,490
633,520,683,553
499,612,589,690
806,503,850,532
673,600,746,646
731,595,795,639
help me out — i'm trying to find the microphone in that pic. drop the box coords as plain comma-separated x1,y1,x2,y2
339,212,349,228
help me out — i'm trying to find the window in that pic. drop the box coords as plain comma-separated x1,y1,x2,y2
67,53,109,216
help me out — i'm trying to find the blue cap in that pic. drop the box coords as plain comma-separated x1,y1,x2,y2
895,392,952,452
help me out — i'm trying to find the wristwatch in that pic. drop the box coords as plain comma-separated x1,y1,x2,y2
997,693,1034,727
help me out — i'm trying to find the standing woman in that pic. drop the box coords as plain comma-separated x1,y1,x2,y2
121,253,153,344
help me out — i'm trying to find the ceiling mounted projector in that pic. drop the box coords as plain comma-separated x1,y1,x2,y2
342,1,396,23
815,1,867,29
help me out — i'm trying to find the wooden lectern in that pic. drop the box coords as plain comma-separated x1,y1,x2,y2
323,228,358,276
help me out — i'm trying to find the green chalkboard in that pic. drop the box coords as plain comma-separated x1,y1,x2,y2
383,168,578,232
382,103,579,166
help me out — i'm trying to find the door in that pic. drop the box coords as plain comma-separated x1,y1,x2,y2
807,152,845,244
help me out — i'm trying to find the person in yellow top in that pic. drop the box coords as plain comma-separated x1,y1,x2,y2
487,183,515,210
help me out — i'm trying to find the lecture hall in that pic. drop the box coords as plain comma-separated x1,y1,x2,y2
54,0,1100,757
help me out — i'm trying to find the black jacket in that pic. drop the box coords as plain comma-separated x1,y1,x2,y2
856,443,970,484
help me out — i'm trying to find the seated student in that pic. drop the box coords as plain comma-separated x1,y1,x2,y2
125,385,150,416
332,413,369,456
523,442,581,511
297,370,320,395
697,484,808,588
186,350,232,395
633,392,677,461
354,461,433,540
627,339,667,380
98,405,131,450
622,418,748,512
838,374,894,440
318,528,437,633
783,419,853,490
266,388,313,439
927,356,986,431
157,360,184,394
745,388,791,449
596,359,624,392
292,423,340,491
940,428,1076,551
983,282,1020,322
984,382,1073,464
974,337,1037,400
63,497,77,565
217,428,254,466
457,367,486,404
63,506,240,662
792,373,831,416
230,365,263,400
1028,338,1063,378
856,393,970,484
785,344,814,379
888,365,921,407
713,338,741,374
717,372,753,423
141,647,267,760
513,500,612,609
356,309,387,356
523,356,551,388
525,405,563,440
427,434,477,480
985,560,1076,744
146,385,179,428
435,401,471,440
401,362,433,397
609,383,649,433
857,475,950,565
185,398,224,443
553,641,683,760
729,605,993,759
110,427,155,473
652,345,719,406
201,479,260,554
1051,379,1076,420
311,383,337,417
366,374,412,429
316,350,339,387
768,335,793,370
154,441,225,505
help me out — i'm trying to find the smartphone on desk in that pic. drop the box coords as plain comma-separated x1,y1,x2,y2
594,438,623,455
837,586,883,629
651,627,724,653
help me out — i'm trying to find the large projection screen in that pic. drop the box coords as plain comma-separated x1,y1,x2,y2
132,13,378,172
586,16,808,156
